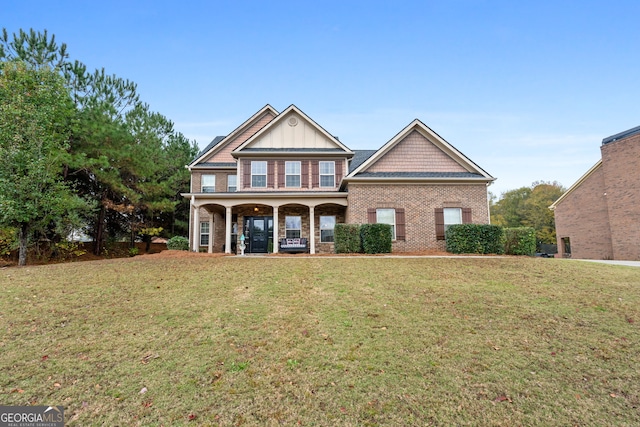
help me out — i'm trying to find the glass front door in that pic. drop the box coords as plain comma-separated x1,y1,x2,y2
244,216,273,253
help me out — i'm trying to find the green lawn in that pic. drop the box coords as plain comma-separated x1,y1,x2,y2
2,254,640,426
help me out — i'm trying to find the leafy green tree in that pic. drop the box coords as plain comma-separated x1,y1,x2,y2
491,181,565,245
2,28,198,256
0,61,87,265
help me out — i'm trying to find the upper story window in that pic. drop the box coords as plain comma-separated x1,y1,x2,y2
227,175,237,192
319,161,335,187
201,174,215,193
376,208,396,240
285,161,301,187
251,161,267,188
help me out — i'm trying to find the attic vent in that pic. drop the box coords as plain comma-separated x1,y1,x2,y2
288,117,298,127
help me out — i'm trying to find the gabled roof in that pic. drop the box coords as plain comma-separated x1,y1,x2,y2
345,119,494,181
232,105,354,156
349,150,377,173
188,104,279,168
549,160,602,210
194,136,225,159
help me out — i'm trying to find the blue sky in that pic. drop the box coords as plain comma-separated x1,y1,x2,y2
5,1,639,196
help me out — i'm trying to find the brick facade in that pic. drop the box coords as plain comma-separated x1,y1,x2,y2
553,129,640,260
553,164,612,259
346,183,490,252
186,105,494,255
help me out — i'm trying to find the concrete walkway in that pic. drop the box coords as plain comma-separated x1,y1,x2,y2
570,259,640,268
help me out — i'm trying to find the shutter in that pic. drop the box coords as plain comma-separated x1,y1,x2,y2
243,160,251,189
277,160,285,188
301,160,309,188
312,161,319,188
395,208,406,241
267,160,275,188
435,208,445,240
335,160,342,187
462,208,472,224
367,208,376,224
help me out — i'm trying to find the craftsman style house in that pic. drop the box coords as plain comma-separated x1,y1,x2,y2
550,125,640,260
184,104,494,254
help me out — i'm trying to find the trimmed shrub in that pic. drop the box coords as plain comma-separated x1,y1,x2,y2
446,224,504,254
334,224,361,253
360,223,392,254
504,227,536,256
166,236,189,251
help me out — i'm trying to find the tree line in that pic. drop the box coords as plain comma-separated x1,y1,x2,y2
490,181,565,247
0,29,198,265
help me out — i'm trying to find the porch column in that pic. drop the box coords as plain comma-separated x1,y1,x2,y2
192,205,200,252
225,206,232,254
272,205,279,254
309,205,315,255
208,214,214,254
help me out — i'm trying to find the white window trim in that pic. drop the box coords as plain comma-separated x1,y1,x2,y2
285,216,302,239
319,161,335,188
201,174,215,193
199,221,210,246
320,215,336,243
443,207,462,232
251,161,267,188
376,208,396,240
285,161,301,188
227,174,237,192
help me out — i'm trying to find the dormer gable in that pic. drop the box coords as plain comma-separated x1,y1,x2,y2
232,105,353,156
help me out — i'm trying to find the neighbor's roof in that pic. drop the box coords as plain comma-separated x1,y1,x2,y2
602,125,640,145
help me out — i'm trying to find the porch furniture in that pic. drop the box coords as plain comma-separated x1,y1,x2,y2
279,238,308,253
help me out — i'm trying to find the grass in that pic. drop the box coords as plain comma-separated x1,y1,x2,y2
2,253,640,426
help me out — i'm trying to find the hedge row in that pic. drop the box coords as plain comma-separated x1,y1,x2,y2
334,223,393,254
446,224,505,254
445,224,537,255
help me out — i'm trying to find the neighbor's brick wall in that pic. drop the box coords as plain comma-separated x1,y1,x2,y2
553,165,612,260
367,130,467,173
346,183,489,252
601,132,640,260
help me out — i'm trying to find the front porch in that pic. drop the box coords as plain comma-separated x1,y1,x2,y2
187,193,348,255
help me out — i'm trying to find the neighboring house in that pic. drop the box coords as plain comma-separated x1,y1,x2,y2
183,104,494,254
550,125,640,260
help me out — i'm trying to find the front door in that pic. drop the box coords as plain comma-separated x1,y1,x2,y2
244,216,273,253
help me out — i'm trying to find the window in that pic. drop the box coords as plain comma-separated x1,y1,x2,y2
201,174,215,193
443,208,462,233
320,216,336,242
285,161,301,187
376,208,396,240
227,175,237,192
251,161,267,188
200,222,210,246
319,161,335,187
562,237,571,256
285,216,301,239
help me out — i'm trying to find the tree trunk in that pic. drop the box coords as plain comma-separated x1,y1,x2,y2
94,203,106,256
18,223,28,266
